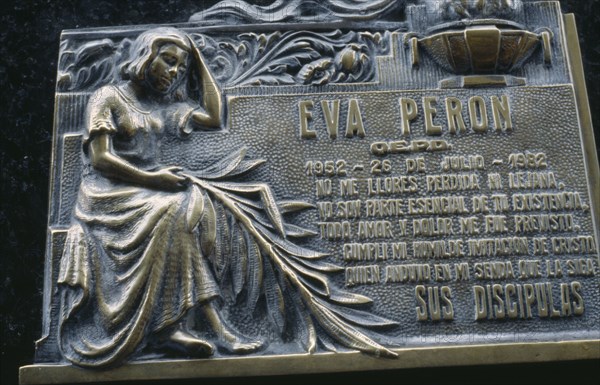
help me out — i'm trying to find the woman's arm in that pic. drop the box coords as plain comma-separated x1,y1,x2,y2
89,133,186,190
189,47,223,128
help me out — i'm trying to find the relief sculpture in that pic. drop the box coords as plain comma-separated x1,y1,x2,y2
19,0,600,383
57,27,396,368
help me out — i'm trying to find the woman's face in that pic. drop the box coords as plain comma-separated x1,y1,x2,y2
146,43,189,94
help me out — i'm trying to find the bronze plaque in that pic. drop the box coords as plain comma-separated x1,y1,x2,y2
20,1,600,383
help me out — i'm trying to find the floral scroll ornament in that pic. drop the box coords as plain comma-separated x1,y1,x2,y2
57,30,390,92
296,44,369,85
195,30,389,87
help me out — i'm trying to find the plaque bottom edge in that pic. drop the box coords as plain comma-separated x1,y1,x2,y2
19,340,600,384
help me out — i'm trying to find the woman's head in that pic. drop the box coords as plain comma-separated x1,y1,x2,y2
122,28,194,97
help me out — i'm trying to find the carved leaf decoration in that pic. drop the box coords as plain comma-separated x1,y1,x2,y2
297,59,334,85
212,203,230,281
288,255,343,274
284,224,318,238
305,296,397,358
279,255,331,297
251,74,297,86
263,258,286,335
241,205,316,240
230,223,248,298
318,333,339,353
58,38,131,92
326,290,373,306
292,291,317,354
278,200,315,214
359,32,382,45
244,230,263,311
301,312,318,354
239,205,275,229
230,159,267,177
200,191,217,257
195,147,247,179
267,236,329,260
186,185,205,233
239,32,282,54
184,149,398,358
211,182,286,237
58,29,390,91
195,30,390,87
227,196,262,211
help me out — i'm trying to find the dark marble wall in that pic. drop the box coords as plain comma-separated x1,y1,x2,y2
1,1,598,384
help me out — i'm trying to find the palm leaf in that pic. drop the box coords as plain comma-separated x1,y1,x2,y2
283,256,331,297
284,223,318,238
327,289,374,306
243,229,263,312
199,191,217,257
292,291,317,354
278,200,315,214
263,259,285,335
196,148,247,179
229,195,264,210
184,161,398,358
230,223,247,299
240,205,277,231
227,159,266,177
288,255,344,273
253,222,328,260
212,203,230,281
306,299,397,358
186,185,205,233
318,333,339,353
208,182,285,237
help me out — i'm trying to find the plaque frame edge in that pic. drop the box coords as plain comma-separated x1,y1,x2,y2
19,340,600,384
563,13,600,246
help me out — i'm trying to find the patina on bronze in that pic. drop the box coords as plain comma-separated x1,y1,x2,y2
20,1,600,383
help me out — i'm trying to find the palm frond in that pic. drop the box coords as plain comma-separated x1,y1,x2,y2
263,259,286,334
184,151,397,358
186,185,205,233
199,191,217,257
230,223,247,299
243,230,263,312
278,200,315,214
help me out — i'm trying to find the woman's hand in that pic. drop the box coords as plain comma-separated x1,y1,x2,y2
149,166,188,190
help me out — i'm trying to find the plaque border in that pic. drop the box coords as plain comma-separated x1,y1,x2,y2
19,340,600,384
563,14,600,245
20,13,600,385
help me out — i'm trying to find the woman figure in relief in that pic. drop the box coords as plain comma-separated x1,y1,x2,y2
57,27,262,367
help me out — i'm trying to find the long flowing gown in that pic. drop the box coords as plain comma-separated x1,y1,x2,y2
57,84,219,367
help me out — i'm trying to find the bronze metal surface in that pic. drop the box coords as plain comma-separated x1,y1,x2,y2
20,1,600,383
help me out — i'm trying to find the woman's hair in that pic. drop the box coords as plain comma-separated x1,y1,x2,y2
121,27,197,100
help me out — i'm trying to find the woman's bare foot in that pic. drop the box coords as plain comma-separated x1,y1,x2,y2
168,329,215,356
153,326,214,357
202,302,266,354
215,327,265,354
